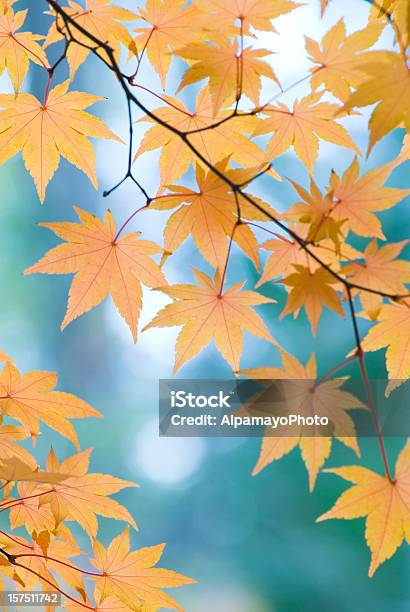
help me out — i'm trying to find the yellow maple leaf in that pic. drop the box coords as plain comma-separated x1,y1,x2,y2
242,350,364,490
0,7,49,92
135,86,277,188
91,527,196,611
361,301,410,384
305,19,383,101
176,38,278,114
280,265,344,334
254,92,360,174
0,81,121,202
318,439,410,576
343,51,410,154
24,207,166,341
152,161,278,270
144,269,278,372
44,0,136,79
0,362,101,449
133,0,203,88
343,240,410,319
38,448,137,539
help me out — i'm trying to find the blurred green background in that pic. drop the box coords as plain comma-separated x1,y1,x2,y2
0,1,409,611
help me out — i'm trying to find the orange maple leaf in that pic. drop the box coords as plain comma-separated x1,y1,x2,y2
0,7,49,92
280,265,344,334
0,82,121,202
196,0,299,33
151,161,278,270
0,362,101,449
144,269,278,372
343,240,410,319
135,86,277,188
254,92,360,174
257,233,362,287
44,0,136,79
285,177,346,249
133,0,203,88
38,448,137,539
305,19,383,101
24,207,166,340
242,350,364,490
176,38,278,114
318,440,410,576
0,531,85,594
0,425,37,468
361,301,410,385
287,156,410,240
91,527,196,611
343,51,410,154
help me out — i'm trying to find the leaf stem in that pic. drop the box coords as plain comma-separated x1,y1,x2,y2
346,287,394,483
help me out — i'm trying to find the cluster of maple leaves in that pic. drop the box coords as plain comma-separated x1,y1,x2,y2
0,0,409,602
0,349,194,610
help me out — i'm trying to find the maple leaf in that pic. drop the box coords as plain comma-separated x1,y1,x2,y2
133,0,203,88
0,531,85,593
256,235,308,287
144,269,278,372
280,265,344,334
195,0,300,33
288,156,410,240
328,156,410,238
24,207,166,341
0,457,67,484
242,350,364,490
382,0,410,48
0,8,49,92
343,240,410,319
151,161,278,270
342,51,410,154
305,19,383,101
8,482,55,533
44,0,136,79
176,38,278,114
0,349,11,362
0,425,37,467
285,178,346,249
135,87,277,188
65,593,152,611
38,448,137,539
361,301,410,385
0,81,121,202
91,527,196,611
256,234,362,287
254,92,360,174
318,440,410,576
0,362,101,449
